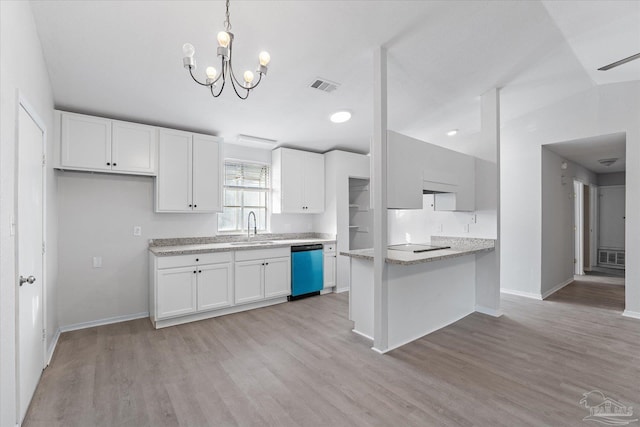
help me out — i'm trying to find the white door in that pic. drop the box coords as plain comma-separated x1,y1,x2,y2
192,135,221,212
234,259,264,304
156,130,192,212
264,257,291,298
60,112,111,170
17,104,45,423
156,267,197,319
111,121,157,174
304,153,325,213
197,263,233,311
598,186,626,249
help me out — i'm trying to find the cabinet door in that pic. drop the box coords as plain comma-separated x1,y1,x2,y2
280,149,305,213
112,121,157,175
197,263,233,311
156,267,197,319
303,152,325,213
157,130,192,212
234,259,264,305
323,253,335,289
61,113,111,171
264,256,291,299
192,135,221,212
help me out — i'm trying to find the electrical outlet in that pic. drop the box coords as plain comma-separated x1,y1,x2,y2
463,224,470,233
92,256,102,268
133,226,142,236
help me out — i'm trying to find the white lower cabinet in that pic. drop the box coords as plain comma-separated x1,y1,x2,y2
197,263,233,311
323,243,336,290
151,247,292,328
156,266,197,319
234,259,265,304
235,248,291,305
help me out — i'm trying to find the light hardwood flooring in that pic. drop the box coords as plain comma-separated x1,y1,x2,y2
25,281,639,426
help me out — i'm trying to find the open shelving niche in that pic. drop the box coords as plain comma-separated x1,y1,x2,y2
348,177,373,250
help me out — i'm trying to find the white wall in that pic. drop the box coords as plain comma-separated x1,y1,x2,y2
598,185,625,250
597,172,625,186
501,81,640,315
56,143,316,329
541,148,596,296
0,1,56,425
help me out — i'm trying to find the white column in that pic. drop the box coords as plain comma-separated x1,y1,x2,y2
475,88,502,316
372,46,389,352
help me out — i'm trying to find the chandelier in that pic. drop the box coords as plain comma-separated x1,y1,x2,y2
181,0,270,100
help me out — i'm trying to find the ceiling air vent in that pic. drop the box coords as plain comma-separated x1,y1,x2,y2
309,78,340,93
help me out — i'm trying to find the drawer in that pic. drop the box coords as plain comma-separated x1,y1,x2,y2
235,246,290,262
156,251,232,269
324,243,336,254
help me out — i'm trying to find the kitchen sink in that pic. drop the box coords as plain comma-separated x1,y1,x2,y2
229,241,276,246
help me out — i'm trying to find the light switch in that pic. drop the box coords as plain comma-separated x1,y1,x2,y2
93,256,102,268
133,226,142,236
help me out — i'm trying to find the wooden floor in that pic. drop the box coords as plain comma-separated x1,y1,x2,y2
25,280,639,427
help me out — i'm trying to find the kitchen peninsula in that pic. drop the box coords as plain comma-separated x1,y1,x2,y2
341,236,495,351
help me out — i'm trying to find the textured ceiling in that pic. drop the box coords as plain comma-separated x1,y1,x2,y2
30,0,640,155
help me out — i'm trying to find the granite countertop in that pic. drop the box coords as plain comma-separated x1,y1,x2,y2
149,233,336,256
339,236,495,265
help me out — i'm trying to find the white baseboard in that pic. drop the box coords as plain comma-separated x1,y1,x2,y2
622,310,640,320
334,287,349,294
46,327,61,366
500,288,543,300
351,328,373,341
475,305,503,317
59,312,149,333
541,278,574,300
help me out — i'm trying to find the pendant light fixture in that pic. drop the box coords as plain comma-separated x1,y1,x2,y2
181,0,270,99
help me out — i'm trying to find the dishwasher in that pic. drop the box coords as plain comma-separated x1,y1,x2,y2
289,244,324,300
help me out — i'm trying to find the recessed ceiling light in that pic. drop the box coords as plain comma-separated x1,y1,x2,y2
330,111,351,123
447,129,458,136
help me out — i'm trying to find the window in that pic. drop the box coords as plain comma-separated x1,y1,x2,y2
218,161,269,233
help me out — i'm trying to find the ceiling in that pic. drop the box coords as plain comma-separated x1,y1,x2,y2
30,1,640,155
544,132,626,174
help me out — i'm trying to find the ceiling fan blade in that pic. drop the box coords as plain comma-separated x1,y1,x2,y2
598,52,640,71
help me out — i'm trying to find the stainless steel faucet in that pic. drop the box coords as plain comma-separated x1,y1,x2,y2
247,211,257,241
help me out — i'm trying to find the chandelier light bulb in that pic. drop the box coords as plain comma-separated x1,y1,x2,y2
243,71,255,85
217,31,231,48
259,51,271,66
182,43,195,58
206,67,217,79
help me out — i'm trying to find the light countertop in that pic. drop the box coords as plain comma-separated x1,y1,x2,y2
149,234,335,256
339,236,495,265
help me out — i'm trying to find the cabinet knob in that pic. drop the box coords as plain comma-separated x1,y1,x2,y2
265,262,269,265
188,204,192,207
113,162,117,166
106,162,110,166
194,204,197,208
193,270,196,274
195,258,199,262
198,270,202,273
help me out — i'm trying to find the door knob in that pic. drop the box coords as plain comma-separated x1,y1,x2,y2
19,275,36,286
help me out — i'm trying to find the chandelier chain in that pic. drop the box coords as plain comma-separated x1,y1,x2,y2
224,0,232,31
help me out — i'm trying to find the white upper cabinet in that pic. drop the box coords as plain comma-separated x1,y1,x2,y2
111,121,157,174
387,131,475,211
156,129,222,213
272,147,325,214
59,111,157,175
61,113,112,171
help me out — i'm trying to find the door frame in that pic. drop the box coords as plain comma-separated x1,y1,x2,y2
573,179,584,275
14,91,48,422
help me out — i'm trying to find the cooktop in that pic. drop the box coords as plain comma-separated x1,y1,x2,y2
388,243,451,253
